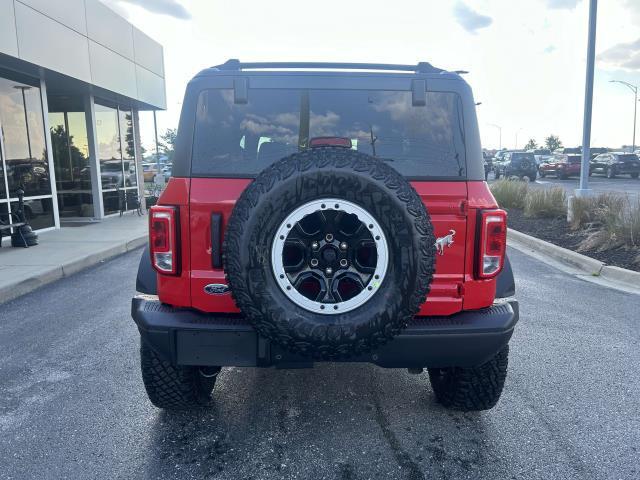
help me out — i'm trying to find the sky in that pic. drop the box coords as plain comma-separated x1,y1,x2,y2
101,0,640,152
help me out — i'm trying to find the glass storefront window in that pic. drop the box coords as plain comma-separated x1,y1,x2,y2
95,101,139,214
10,197,54,230
0,76,51,198
49,103,94,218
95,103,122,189
119,109,137,187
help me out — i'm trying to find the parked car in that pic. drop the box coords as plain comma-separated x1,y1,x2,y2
588,147,608,160
538,154,581,179
554,147,581,155
494,151,537,181
527,148,552,166
132,60,518,412
589,152,640,179
142,163,158,182
483,152,493,180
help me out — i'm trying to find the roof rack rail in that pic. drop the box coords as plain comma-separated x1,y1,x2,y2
214,59,444,74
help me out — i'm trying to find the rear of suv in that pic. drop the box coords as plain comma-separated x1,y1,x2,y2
133,60,518,412
589,152,640,179
494,151,537,181
539,154,582,179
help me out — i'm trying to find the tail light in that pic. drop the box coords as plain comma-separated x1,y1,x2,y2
477,209,507,279
149,205,179,275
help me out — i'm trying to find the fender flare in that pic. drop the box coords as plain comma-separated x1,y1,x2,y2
495,254,515,298
136,246,157,295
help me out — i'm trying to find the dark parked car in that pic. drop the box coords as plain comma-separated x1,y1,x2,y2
590,152,640,179
494,151,537,181
539,154,581,179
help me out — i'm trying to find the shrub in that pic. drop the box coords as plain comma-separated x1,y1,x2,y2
490,179,529,209
524,187,567,218
570,193,625,231
577,195,640,250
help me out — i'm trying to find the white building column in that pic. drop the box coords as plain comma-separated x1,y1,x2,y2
132,109,147,212
84,94,105,219
39,75,60,229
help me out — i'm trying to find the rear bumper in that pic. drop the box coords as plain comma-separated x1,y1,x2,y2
131,295,519,369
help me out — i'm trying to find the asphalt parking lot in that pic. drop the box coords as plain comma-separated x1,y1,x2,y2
489,173,640,198
1,248,639,480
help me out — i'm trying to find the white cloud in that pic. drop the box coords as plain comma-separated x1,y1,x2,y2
452,2,493,34
546,0,581,9
111,0,190,19
598,38,640,70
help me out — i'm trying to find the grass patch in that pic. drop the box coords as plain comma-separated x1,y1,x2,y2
524,187,567,218
490,179,529,209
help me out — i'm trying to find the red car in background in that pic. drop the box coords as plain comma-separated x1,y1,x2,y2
539,154,581,179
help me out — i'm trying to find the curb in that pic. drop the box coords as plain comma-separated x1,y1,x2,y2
507,229,604,275
507,228,639,291
0,234,147,304
600,265,640,286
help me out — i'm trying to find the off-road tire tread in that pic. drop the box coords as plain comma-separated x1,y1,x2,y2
140,342,215,410
428,346,508,411
223,147,436,359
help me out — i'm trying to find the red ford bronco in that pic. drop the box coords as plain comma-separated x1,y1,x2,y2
133,60,517,412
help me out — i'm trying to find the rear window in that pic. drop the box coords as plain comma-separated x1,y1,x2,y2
510,153,534,162
192,88,467,178
567,155,582,164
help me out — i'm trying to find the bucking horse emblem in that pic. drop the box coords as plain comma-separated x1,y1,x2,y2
435,230,456,256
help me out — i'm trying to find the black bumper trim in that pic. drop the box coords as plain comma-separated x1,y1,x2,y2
131,296,519,368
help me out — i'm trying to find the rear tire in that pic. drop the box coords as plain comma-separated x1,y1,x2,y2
606,167,615,179
428,345,509,411
140,341,219,410
631,173,639,179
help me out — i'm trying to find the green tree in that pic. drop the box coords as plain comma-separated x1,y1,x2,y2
545,135,563,152
159,128,178,161
523,138,538,151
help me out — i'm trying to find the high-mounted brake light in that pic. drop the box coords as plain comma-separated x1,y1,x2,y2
309,137,353,148
149,206,179,275
477,209,507,279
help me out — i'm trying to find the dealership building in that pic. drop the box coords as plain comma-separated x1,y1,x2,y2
0,0,165,231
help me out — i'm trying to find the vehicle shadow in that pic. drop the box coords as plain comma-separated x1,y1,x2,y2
142,363,492,479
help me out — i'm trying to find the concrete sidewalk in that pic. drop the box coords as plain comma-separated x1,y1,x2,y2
0,214,148,304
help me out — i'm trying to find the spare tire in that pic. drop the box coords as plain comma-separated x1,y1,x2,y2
224,147,436,359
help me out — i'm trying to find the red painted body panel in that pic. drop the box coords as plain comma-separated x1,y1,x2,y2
156,178,500,315
463,182,500,310
156,178,192,307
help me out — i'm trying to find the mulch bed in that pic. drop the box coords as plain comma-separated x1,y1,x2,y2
506,208,640,272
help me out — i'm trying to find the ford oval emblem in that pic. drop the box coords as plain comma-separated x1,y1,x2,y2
204,283,230,295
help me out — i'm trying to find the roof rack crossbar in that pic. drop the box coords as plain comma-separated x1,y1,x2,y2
215,59,443,74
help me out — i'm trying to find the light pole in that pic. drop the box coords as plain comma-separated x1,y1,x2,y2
515,128,523,150
488,123,502,150
610,80,638,152
576,0,597,198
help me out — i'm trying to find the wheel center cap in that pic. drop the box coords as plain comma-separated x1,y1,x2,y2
321,245,338,263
